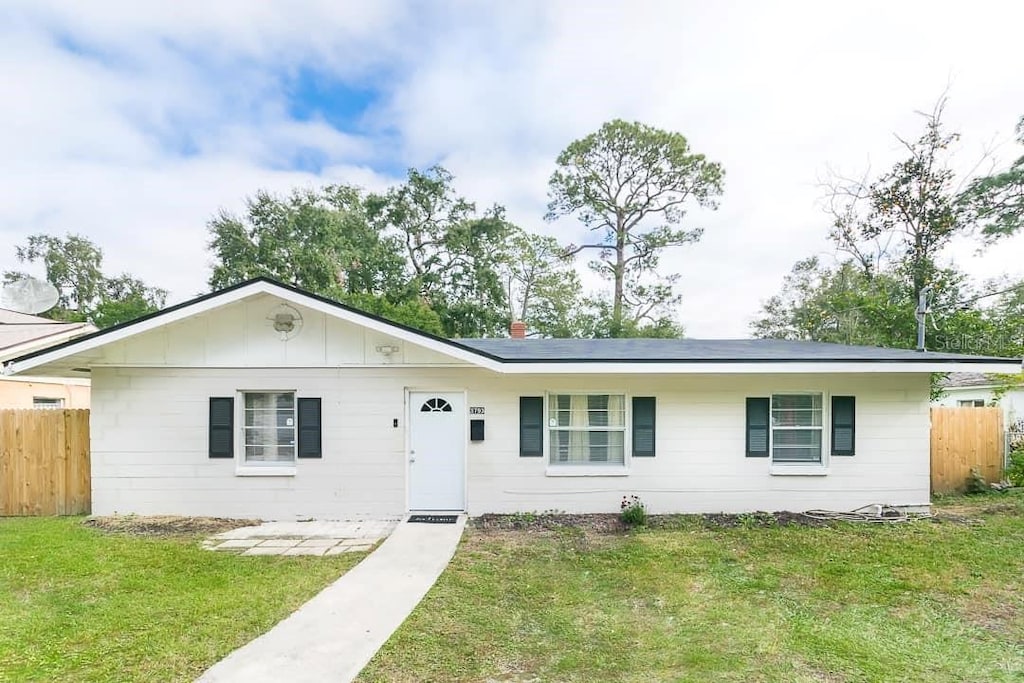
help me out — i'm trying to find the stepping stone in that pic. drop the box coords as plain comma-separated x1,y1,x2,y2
324,545,371,555
243,546,285,556
283,547,329,556
216,539,261,549
297,538,338,548
259,539,301,548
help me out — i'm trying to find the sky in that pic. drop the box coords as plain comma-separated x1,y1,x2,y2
1,0,1022,337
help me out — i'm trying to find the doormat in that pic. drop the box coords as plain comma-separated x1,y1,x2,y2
408,514,458,524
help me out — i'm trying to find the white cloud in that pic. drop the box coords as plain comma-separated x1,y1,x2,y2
0,0,1021,337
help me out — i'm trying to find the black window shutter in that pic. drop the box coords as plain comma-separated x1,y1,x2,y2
632,397,656,457
746,397,769,457
297,398,322,458
519,397,543,457
831,396,856,456
209,397,234,458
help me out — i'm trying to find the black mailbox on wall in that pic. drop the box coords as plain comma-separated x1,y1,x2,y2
470,419,485,442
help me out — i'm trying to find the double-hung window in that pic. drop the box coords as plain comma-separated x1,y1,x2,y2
958,399,986,408
549,394,626,466
771,393,823,464
243,391,296,465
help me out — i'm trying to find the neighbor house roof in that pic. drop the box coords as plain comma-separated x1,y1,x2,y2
0,308,95,361
938,372,1008,389
3,278,1021,377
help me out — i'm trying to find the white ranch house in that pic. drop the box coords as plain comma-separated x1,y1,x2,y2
4,279,1020,519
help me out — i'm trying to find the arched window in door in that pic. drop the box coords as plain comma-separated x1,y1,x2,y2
420,397,453,412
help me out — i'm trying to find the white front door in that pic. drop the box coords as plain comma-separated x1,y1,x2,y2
408,391,466,511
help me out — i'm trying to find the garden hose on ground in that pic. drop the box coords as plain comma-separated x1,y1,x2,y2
801,504,933,523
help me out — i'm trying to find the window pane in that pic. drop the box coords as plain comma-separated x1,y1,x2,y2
244,392,295,463
550,394,573,426
549,429,624,465
772,429,822,462
588,394,609,427
772,394,822,427
549,394,626,429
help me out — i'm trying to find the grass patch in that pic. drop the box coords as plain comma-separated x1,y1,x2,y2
0,516,363,682
359,495,1024,682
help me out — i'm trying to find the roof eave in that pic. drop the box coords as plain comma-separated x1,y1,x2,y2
493,360,1023,374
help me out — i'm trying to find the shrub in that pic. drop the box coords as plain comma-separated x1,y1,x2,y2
966,467,990,494
1006,448,1024,487
620,495,647,527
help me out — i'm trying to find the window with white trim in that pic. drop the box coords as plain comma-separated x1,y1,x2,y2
958,399,986,408
548,394,626,466
771,393,823,464
243,391,296,464
33,397,64,409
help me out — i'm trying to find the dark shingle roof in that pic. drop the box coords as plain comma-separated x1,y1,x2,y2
457,338,1020,364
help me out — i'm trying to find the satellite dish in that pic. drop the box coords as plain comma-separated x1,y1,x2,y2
0,277,60,314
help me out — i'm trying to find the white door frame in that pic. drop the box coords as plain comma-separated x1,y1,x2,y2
405,388,468,512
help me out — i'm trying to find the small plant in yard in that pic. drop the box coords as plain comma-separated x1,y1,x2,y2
507,511,538,528
965,467,990,494
737,511,776,529
620,495,647,527
1006,448,1024,487
965,467,989,494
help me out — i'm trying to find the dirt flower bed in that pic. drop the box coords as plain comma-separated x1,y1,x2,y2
473,510,840,533
473,512,626,534
84,515,259,536
692,510,834,528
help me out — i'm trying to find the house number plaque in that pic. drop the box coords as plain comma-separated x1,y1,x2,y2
469,406,485,415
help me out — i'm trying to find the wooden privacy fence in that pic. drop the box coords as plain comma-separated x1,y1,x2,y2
0,409,90,516
931,406,1004,494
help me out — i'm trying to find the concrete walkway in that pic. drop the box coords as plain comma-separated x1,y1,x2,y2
196,515,467,683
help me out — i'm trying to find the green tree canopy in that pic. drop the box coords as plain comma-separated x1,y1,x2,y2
208,185,405,298
546,119,724,337
495,229,586,338
4,234,166,327
959,115,1024,244
365,166,514,338
752,257,995,352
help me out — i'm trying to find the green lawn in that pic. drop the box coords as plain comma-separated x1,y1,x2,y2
0,517,362,682
359,495,1024,683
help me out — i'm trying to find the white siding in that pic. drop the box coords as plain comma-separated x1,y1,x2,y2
92,293,463,369
92,365,932,519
